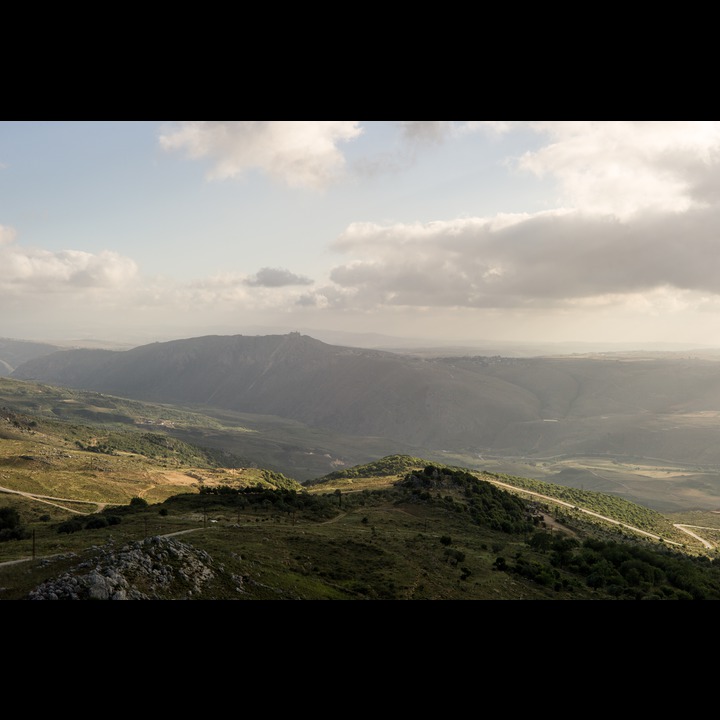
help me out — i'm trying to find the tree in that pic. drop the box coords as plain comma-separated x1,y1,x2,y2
0,507,21,531
0,507,29,541
57,519,83,534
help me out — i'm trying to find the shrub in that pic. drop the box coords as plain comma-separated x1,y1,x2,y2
0,507,21,531
0,507,29,542
58,519,83,534
0,527,30,541
85,516,109,529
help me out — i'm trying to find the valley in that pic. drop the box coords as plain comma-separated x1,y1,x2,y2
6,333,720,513
4,334,720,600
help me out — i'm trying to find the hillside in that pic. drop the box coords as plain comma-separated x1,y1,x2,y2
12,333,720,464
3,441,720,600
9,333,541,448
0,376,424,481
12,333,720,513
1,399,720,601
0,338,63,376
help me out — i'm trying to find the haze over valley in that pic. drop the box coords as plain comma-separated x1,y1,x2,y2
6,122,720,599
5,332,720,513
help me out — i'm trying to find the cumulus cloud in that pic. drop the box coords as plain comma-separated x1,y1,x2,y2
0,231,138,294
243,267,313,287
518,121,720,217
159,121,363,189
139,271,316,315
325,203,720,310
309,122,720,316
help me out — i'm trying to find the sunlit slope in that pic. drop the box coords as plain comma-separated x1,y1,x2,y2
0,377,428,481
5,452,720,600
0,404,301,508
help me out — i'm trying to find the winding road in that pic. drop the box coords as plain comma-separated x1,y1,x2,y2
486,476,716,549
1,475,716,572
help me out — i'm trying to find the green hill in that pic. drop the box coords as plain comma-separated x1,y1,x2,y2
3,379,720,600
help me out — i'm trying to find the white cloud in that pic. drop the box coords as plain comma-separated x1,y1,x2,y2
518,121,720,217
0,232,138,294
325,204,720,310
159,121,363,189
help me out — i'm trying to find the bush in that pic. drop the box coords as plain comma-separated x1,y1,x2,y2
0,507,29,542
85,516,109,529
0,527,30,541
129,497,149,509
0,507,21,531
58,519,83,534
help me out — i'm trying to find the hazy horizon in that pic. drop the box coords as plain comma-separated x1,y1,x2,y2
4,121,720,351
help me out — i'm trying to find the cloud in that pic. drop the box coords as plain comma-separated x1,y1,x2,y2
518,121,720,217
143,272,318,313
0,230,138,295
399,121,454,144
243,267,313,288
307,122,720,317
0,224,16,245
399,121,518,144
159,121,363,189
325,203,720,310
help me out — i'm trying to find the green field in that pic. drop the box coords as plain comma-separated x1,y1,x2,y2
4,377,720,600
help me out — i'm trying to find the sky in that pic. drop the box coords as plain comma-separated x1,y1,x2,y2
2,120,720,351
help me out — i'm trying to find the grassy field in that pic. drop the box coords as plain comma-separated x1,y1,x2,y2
4,378,720,600
5,461,720,600
0,480,621,600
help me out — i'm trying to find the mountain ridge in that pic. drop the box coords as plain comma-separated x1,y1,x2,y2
13,332,720,489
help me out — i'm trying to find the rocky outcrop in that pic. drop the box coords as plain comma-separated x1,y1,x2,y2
28,535,218,600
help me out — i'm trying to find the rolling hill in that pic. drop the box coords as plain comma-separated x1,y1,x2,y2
2,405,720,600
0,338,63,376
12,333,720,473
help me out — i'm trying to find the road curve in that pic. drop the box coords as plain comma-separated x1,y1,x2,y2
485,476,712,549
0,485,105,514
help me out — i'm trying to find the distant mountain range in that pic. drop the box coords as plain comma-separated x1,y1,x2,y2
9,332,720,472
0,338,63,375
